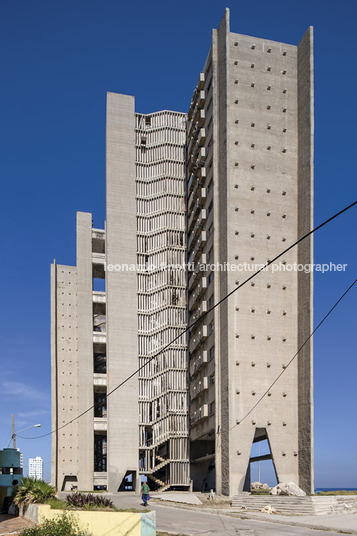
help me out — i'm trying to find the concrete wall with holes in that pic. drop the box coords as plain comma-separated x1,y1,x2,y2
51,262,79,491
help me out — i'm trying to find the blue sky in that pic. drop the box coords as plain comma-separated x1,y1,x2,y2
0,0,356,488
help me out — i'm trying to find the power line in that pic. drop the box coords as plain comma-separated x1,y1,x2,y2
229,276,357,430
19,200,357,440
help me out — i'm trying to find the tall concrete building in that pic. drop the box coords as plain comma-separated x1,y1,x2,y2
29,457,43,480
51,9,313,496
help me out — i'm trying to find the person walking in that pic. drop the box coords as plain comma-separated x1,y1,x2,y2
141,481,150,506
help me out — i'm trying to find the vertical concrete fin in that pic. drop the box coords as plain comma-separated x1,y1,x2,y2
105,92,139,492
297,26,314,494
213,7,230,496
76,211,94,491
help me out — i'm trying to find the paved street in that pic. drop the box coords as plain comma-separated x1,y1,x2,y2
102,493,357,536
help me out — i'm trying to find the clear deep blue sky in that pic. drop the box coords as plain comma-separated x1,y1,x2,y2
0,0,356,488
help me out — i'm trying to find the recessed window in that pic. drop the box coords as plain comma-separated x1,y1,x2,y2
235,255,239,260
267,85,271,90
282,51,287,56
282,108,287,113
234,60,238,65
266,189,271,193
282,148,287,153
235,99,239,104
267,336,271,341
267,284,271,288
251,122,255,127
251,82,255,87
282,237,287,242
235,141,239,145
251,165,255,170
235,231,239,235
267,235,271,240
267,310,271,314
267,124,271,130
251,282,255,287
235,162,239,167
250,257,255,261
251,308,255,313
235,184,239,188
235,119,239,124
251,44,255,50
267,66,271,72
282,191,286,195
251,233,255,238
282,285,287,290
267,146,271,150
234,80,239,84
235,207,239,211
283,89,287,94
282,214,287,219
282,128,287,133
251,210,255,214
267,212,271,216
282,70,287,75
251,64,255,68
251,143,255,148
251,186,255,191
251,335,255,339
267,105,271,110
267,48,271,53
234,42,238,46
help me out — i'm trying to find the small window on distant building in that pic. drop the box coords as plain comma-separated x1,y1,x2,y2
145,116,151,126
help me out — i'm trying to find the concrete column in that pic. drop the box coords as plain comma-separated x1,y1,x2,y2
77,211,94,491
106,92,139,492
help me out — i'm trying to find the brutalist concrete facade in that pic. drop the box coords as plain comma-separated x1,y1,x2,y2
51,9,313,495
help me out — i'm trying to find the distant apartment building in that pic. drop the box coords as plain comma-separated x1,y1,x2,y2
29,457,43,480
51,9,313,496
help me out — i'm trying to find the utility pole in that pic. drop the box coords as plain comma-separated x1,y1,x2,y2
11,414,16,449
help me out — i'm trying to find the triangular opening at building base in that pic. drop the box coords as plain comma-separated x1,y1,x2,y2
243,428,278,491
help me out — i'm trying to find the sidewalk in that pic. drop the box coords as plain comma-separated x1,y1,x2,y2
0,514,34,536
229,510,357,534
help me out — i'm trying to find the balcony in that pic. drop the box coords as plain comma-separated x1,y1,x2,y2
188,231,207,266
94,418,107,432
93,332,106,344
188,109,205,138
189,277,207,311
188,191,206,228
189,324,208,354
190,300,208,325
198,128,206,146
187,146,206,174
188,209,207,249
93,291,106,303
188,254,207,290
198,72,205,90
92,228,105,254
93,374,107,386
188,170,206,211
190,376,209,400
190,350,208,376
191,404,209,426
